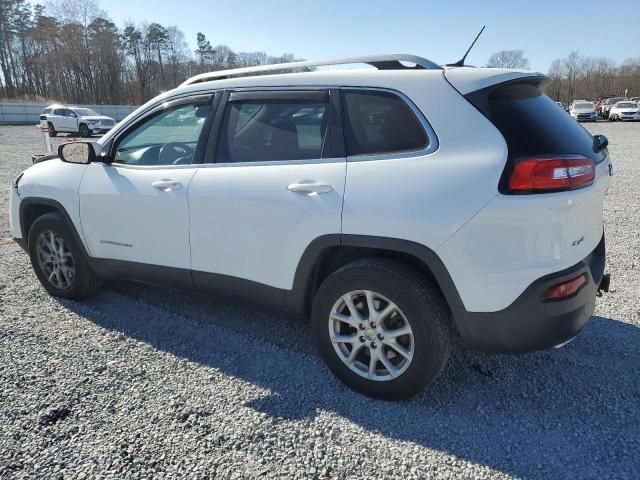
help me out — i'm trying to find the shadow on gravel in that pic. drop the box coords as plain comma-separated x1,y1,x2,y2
58,286,640,478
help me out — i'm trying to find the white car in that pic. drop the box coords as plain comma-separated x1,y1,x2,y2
41,105,115,137
570,101,597,122
10,55,612,399
608,101,640,121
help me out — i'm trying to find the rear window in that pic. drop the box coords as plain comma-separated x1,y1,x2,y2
341,90,428,156
467,83,604,165
217,99,329,163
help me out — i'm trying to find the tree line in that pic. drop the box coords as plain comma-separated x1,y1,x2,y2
487,49,640,103
544,52,640,104
0,0,302,104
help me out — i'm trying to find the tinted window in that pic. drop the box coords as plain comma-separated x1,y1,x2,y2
217,99,329,163
53,108,65,115
114,102,212,165
43,108,52,114
473,83,603,164
342,90,428,156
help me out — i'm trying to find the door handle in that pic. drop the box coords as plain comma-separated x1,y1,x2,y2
152,179,183,192
287,182,333,194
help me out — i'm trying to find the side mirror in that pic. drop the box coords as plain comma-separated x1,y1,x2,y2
58,142,95,164
593,134,608,152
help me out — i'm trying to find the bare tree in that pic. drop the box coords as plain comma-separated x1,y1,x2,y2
487,49,530,69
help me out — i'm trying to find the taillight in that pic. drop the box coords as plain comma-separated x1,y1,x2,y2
544,274,587,300
509,155,595,193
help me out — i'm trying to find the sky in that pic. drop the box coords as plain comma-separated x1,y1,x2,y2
97,0,638,72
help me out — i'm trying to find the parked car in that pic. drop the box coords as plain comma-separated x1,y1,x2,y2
40,105,115,138
608,101,640,121
595,95,615,117
570,101,597,122
10,55,612,399
600,97,626,119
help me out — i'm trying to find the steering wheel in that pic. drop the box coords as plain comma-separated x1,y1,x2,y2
159,142,194,165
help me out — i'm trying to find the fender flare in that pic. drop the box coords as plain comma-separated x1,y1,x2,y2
286,234,465,314
19,197,91,260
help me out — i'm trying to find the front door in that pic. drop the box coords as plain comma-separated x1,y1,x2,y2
79,96,215,271
188,89,346,296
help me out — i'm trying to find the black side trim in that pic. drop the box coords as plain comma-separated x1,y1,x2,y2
13,237,27,252
193,271,285,311
90,258,194,290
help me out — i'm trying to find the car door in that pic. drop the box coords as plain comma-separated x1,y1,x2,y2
51,108,67,131
79,94,217,276
188,89,346,302
64,109,79,131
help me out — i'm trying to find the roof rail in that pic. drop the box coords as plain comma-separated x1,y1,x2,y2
180,54,441,86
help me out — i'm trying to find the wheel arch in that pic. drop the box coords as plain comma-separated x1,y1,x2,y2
289,235,465,323
19,197,90,259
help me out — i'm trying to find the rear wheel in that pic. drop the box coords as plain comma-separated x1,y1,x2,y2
47,122,57,137
312,259,451,400
28,212,103,299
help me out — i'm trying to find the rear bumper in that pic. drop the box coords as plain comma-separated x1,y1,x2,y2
452,232,606,353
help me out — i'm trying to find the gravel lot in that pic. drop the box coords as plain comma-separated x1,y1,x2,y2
1,123,639,479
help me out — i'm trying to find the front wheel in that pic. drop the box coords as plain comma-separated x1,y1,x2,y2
311,259,451,400
28,212,103,299
79,123,90,137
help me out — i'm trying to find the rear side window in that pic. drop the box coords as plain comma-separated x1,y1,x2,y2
53,108,65,115
341,90,428,156
217,96,329,163
43,108,52,114
468,83,604,164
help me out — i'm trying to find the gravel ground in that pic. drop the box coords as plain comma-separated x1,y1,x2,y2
1,123,639,479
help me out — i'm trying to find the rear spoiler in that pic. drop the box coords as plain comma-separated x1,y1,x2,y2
444,67,546,95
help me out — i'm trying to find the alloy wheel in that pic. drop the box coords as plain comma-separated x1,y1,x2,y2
328,290,415,381
36,230,75,289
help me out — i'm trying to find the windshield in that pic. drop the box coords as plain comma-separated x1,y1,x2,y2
616,102,636,108
74,108,99,116
574,102,594,109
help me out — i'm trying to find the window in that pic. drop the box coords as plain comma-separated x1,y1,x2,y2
53,108,65,116
472,83,604,164
43,108,52,114
217,96,329,163
114,102,212,166
65,109,77,117
342,90,428,156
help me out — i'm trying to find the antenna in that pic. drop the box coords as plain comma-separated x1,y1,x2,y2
448,26,486,67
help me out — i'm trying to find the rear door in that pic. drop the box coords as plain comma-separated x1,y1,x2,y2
188,89,346,299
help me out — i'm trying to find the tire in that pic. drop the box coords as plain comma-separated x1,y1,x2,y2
311,259,451,400
48,122,57,137
79,123,90,138
28,212,103,299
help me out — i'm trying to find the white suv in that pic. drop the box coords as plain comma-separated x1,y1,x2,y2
10,55,612,399
41,105,115,137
